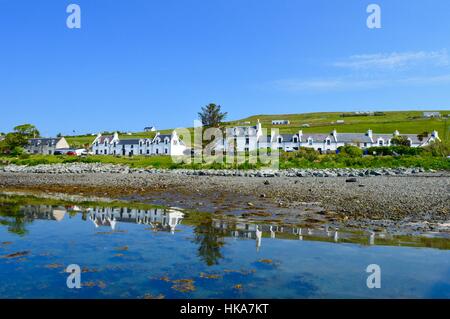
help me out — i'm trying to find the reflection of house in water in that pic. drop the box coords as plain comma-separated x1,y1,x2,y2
21,205,67,222
212,220,375,251
88,207,184,233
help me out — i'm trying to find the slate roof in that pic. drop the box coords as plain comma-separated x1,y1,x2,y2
97,135,114,144
28,138,62,146
117,139,140,145
336,133,372,143
302,133,333,142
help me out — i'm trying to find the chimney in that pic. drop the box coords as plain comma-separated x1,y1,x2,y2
431,130,439,139
367,129,373,139
394,130,400,136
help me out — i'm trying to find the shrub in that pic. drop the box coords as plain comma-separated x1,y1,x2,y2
337,145,363,157
424,140,450,157
10,147,25,157
295,147,319,161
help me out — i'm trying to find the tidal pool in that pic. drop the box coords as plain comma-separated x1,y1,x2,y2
0,193,449,299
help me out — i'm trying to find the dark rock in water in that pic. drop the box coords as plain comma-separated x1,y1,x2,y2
2,251,30,259
263,180,270,185
346,178,358,183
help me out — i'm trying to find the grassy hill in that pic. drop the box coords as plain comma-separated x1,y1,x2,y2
65,110,450,148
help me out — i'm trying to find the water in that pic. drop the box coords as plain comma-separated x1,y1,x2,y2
0,193,449,299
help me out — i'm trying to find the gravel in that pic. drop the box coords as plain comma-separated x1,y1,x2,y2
0,163,449,234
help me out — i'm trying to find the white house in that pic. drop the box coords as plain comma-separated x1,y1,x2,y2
213,122,440,154
26,137,70,155
423,112,441,118
88,207,184,233
272,120,290,125
91,131,187,156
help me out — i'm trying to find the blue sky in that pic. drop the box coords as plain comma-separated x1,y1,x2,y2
1,0,450,136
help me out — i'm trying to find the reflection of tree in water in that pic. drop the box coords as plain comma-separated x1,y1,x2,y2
192,218,227,266
0,203,32,236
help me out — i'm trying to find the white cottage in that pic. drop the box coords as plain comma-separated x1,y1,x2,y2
91,131,187,156
213,122,440,154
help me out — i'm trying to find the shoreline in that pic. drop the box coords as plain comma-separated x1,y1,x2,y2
0,163,449,236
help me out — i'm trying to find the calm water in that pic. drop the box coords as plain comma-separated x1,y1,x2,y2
0,194,449,299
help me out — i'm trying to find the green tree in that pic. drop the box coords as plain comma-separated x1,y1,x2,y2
13,124,40,138
391,135,411,147
198,103,227,127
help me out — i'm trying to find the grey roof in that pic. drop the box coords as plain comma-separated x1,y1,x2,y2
154,134,172,140
302,133,333,142
402,134,425,144
28,138,62,146
117,139,140,145
336,133,372,143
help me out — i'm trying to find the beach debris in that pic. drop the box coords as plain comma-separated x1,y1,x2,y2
171,279,196,293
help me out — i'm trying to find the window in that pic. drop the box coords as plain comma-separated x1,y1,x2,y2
246,137,250,145
96,150,99,155
293,137,298,143
379,140,383,146
156,149,159,154
327,140,331,146
147,150,150,154
308,139,313,146
278,137,282,143
165,148,168,154
364,143,367,147
140,150,143,155
140,142,143,147
105,150,108,155
146,142,150,147
165,139,169,145
131,145,134,149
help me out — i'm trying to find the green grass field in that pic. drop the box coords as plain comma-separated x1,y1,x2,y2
64,110,450,148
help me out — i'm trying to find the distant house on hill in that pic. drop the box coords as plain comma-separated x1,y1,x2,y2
144,126,156,132
272,120,290,125
423,112,441,118
91,131,187,156
26,137,70,155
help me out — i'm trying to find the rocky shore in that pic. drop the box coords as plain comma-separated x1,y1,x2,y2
0,163,449,235
0,163,437,177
